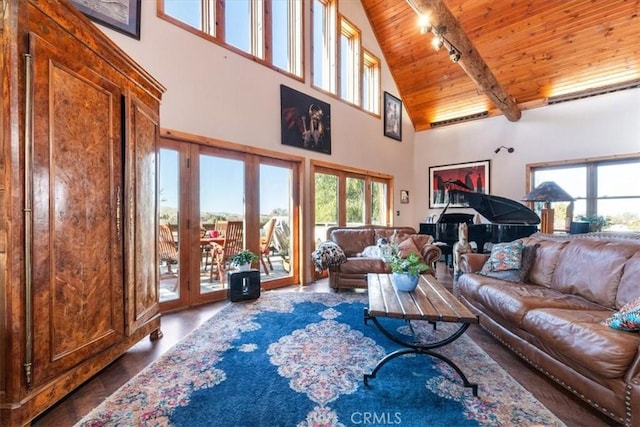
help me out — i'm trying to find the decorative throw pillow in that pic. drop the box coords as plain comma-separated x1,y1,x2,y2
601,296,640,331
477,243,539,283
397,238,421,258
481,239,524,272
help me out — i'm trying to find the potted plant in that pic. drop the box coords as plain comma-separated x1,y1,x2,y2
575,214,610,232
385,247,429,292
231,249,258,271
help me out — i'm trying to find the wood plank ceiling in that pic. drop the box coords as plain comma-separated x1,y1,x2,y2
362,0,640,131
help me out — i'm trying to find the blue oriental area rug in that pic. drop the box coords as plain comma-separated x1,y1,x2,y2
76,292,563,426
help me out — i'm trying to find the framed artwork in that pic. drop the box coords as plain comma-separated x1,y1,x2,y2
383,92,402,141
70,0,141,40
429,160,491,208
400,190,409,204
280,85,331,155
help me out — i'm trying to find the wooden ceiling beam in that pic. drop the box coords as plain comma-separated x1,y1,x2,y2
412,0,522,122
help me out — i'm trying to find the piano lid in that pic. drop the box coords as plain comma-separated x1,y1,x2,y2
448,189,540,225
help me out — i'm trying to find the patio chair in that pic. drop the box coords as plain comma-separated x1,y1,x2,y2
201,220,229,272
158,223,178,275
260,217,277,275
209,220,244,283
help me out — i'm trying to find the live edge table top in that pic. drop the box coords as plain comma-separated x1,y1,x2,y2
366,273,478,324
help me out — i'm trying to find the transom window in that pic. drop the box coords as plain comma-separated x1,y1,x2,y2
312,0,381,113
339,17,360,104
159,0,303,78
528,156,640,232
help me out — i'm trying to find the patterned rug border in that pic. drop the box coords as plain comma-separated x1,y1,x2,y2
76,291,565,427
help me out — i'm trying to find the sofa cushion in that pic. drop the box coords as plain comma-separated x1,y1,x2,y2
375,227,416,243
330,229,374,257
475,281,605,326
526,238,570,287
616,251,640,309
338,257,389,274
551,240,638,307
482,239,524,271
522,308,640,379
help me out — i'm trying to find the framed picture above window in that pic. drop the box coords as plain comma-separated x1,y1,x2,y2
70,0,141,39
429,160,491,208
383,92,402,141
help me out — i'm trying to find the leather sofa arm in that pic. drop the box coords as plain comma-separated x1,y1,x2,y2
460,253,489,273
421,244,442,266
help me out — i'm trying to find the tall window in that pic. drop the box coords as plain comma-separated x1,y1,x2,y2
312,161,392,245
339,17,360,104
272,0,302,76
160,0,302,78
528,156,640,232
363,50,381,114
312,0,337,92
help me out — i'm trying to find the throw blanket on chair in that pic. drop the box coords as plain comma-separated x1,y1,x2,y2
312,241,347,272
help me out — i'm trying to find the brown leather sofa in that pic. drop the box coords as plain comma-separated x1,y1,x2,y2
456,232,640,426
326,225,442,290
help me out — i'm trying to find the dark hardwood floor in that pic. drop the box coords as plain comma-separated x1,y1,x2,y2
33,263,618,427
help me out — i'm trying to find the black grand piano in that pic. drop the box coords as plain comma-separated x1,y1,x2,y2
420,189,540,256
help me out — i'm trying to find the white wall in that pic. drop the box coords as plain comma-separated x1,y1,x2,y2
102,0,417,224
414,88,640,224
95,1,639,230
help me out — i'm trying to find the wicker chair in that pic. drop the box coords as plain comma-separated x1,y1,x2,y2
158,223,178,275
209,220,244,283
260,217,277,274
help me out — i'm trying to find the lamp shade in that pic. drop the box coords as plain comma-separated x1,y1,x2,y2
522,181,574,203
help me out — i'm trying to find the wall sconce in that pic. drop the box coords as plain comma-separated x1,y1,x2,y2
494,145,515,154
522,181,574,234
418,15,462,63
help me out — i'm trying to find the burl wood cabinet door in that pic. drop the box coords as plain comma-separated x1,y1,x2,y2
125,95,161,333
29,34,125,385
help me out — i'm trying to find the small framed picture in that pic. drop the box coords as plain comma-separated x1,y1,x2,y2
383,92,402,141
400,190,409,204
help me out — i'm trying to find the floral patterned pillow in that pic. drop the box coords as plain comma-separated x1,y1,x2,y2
481,239,524,272
601,296,640,331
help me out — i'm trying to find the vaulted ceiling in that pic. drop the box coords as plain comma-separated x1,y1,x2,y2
362,0,640,131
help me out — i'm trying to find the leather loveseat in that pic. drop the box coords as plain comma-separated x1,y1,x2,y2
456,232,640,426
325,225,442,290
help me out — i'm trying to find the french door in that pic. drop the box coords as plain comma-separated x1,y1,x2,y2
158,137,299,310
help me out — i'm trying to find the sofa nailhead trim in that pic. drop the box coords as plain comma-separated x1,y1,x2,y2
479,323,627,425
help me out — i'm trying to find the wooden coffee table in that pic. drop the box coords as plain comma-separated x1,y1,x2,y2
364,273,479,395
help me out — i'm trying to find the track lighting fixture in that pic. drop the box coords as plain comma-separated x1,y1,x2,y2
494,145,515,154
417,15,462,64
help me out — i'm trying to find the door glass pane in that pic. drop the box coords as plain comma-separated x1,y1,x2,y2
159,148,180,303
260,164,293,280
371,181,387,225
315,172,338,245
200,154,245,294
346,177,365,225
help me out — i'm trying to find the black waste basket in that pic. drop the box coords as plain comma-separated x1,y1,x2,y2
228,270,261,302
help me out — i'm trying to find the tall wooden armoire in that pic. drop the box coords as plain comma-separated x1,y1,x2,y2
0,0,165,424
